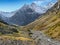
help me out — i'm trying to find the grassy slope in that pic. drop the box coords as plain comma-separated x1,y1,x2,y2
0,22,36,45
43,11,60,40
0,21,34,42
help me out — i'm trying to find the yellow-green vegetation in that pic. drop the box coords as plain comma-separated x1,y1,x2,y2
0,21,32,41
0,22,35,44
43,12,60,40
0,35,32,41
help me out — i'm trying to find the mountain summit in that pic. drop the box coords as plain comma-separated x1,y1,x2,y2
8,3,46,26
7,2,56,26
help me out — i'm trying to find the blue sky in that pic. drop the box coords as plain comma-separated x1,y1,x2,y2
0,0,35,12
0,0,57,12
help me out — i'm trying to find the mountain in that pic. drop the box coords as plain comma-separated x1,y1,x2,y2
0,14,3,21
0,11,15,17
0,11,16,25
0,2,56,26
21,1,58,29
8,3,55,26
0,1,60,45
21,1,60,41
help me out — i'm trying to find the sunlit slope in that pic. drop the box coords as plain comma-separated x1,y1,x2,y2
43,12,60,40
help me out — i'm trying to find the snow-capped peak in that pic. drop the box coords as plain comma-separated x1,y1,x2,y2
29,3,47,14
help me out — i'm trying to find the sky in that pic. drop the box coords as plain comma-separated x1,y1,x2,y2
0,0,57,12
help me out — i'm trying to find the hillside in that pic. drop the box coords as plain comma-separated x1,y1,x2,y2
0,20,37,45
21,2,60,41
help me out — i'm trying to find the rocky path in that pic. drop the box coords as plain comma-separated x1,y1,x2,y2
31,30,60,45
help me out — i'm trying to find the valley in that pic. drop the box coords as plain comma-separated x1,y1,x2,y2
0,0,60,45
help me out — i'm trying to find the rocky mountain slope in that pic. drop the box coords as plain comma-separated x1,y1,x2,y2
0,11,15,24
8,2,56,26
8,3,44,26
0,11,14,17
